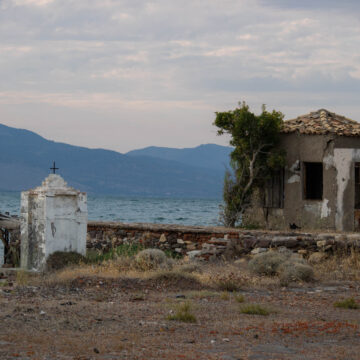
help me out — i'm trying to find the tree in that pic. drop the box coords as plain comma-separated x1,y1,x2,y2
214,102,285,227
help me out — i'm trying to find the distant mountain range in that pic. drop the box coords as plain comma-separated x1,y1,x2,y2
0,123,232,198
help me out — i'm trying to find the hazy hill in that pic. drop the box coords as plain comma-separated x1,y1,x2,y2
0,124,230,198
126,144,232,171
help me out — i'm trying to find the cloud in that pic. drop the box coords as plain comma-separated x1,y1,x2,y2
0,0,360,151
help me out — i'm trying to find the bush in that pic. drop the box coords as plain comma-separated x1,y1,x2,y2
135,249,172,271
240,304,270,316
167,301,197,323
279,261,314,286
248,251,289,276
334,298,359,310
46,251,86,271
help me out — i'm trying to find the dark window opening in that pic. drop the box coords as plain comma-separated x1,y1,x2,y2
264,169,284,208
355,163,360,209
304,162,323,200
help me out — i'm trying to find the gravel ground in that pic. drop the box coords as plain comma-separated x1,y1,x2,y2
0,272,359,360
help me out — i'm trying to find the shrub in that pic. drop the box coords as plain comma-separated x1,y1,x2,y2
167,301,197,323
46,251,86,271
234,293,245,303
214,271,243,292
248,251,288,276
279,261,314,286
135,249,172,271
240,304,270,316
334,298,359,310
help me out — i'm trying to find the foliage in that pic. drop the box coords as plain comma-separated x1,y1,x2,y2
86,244,144,264
240,304,271,316
167,301,197,323
46,251,86,271
334,298,359,310
214,102,285,227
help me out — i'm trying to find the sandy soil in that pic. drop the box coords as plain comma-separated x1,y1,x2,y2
0,269,359,360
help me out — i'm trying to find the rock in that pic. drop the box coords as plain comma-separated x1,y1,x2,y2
316,240,327,248
187,250,202,260
159,234,167,243
308,252,327,264
175,248,182,253
251,248,267,255
177,239,184,244
297,249,308,255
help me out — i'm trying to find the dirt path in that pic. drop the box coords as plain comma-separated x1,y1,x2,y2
0,276,359,360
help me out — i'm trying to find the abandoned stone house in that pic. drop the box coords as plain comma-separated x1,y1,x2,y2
245,109,360,232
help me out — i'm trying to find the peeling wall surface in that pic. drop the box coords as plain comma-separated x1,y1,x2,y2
245,133,360,232
20,174,87,271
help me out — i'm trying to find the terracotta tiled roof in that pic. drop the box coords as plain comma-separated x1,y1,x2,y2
282,109,360,136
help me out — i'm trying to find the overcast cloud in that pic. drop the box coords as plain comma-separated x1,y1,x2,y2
0,0,359,152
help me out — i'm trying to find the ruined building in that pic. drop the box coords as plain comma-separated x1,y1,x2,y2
245,109,360,232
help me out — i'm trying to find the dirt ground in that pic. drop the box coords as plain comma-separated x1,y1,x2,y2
0,262,359,360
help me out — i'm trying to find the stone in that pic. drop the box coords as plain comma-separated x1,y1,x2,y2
175,248,182,253
187,250,202,259
159,234,167,243
308,252,327,264
251,247,267,255
316,240,327,248
177,239,184,244
20,174,87,272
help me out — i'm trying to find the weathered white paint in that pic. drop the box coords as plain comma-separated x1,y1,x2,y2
289,160,300,173
323,154,335,170
304,202,321,214
287,174,300,184
20,174,87,271
321,198,331,218
334,148,360,231
0,240,3,266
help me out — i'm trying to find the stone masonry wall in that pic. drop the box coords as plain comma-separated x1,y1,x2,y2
87,221,360,261
4,221,360,266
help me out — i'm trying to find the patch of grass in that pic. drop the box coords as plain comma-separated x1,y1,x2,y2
167,301,197,323
234,293,245,303
334,298,359,310
220,291,230,300
86,244,144,264
187,290,219,299
217,279,241,292
240,304,271,316
16,270,29,286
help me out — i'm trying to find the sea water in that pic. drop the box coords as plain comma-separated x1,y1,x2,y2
0,191,222,226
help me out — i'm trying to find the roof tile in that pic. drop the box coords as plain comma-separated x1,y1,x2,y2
282,109,360,136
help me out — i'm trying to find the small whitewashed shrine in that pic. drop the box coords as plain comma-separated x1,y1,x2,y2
20,172,87,271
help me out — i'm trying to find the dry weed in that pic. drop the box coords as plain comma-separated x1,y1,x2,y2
313,249,360,281
135,249,172,271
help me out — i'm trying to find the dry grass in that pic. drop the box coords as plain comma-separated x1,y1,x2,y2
313,250,360,281
167,301,197,323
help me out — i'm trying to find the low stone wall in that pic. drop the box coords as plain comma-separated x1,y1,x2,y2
87,222,360,260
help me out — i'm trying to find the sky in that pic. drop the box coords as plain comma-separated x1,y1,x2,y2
0,0,359,153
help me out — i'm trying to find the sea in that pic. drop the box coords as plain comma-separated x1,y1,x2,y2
0,191,222,227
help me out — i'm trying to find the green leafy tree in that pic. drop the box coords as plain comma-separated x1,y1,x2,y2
214,102,285,227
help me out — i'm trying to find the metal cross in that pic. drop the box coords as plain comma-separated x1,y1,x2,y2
50,161,59,174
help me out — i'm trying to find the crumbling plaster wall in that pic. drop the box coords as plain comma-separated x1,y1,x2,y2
20,175,87,271
247,134,360,231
